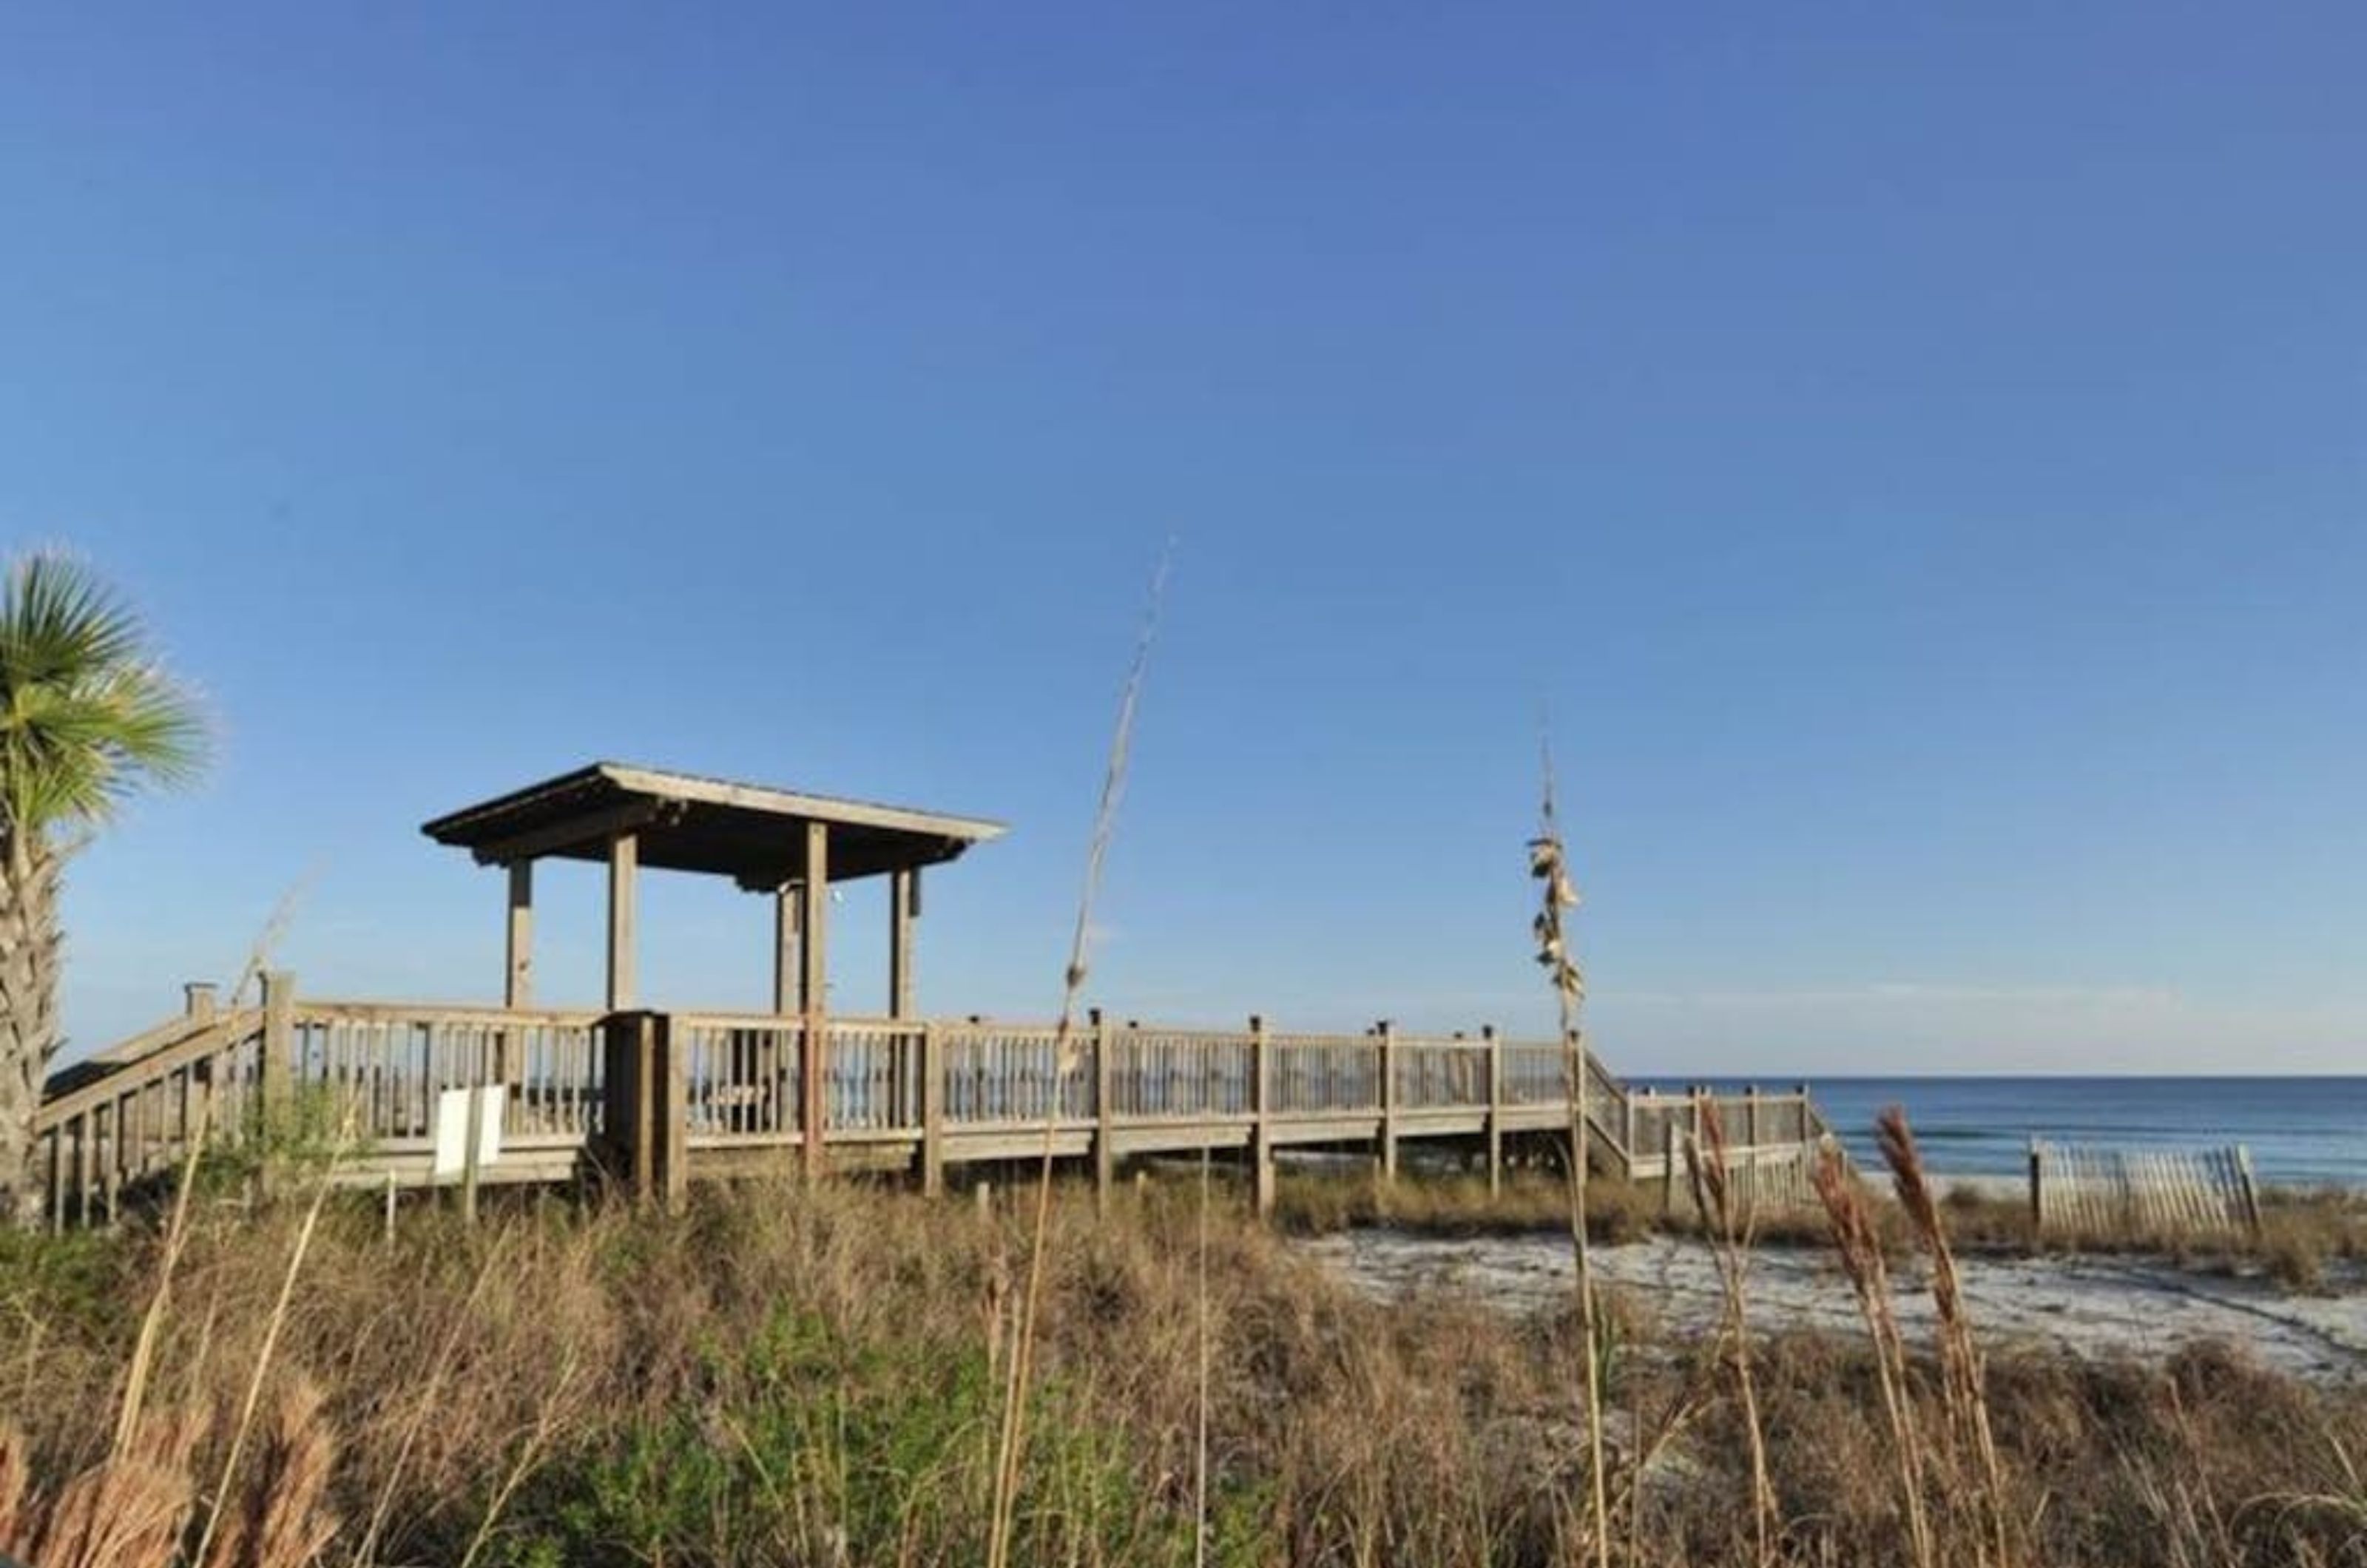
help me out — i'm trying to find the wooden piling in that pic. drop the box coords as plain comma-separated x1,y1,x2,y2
1484,1024,1503,1198
1249,1015,1274,1217
1092,1008,1115,1212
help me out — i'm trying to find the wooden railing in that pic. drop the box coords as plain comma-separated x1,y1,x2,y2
1109,1027,1253,1118
33,1006,265,1229
1623,1083,1830,1177
36,976,1837,1223
291,999,604,1141
32,982,605,1226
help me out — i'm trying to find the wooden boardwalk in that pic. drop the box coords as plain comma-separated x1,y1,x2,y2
34,973,1833,1227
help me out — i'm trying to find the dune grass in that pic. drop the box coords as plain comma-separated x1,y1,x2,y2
2,1168,2364,1567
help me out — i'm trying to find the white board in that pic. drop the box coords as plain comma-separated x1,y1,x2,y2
430,1085,506,1180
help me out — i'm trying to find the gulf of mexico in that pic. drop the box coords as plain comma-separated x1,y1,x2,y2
1636,1077,2367,1190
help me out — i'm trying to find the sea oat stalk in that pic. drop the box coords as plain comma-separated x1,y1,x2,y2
986,549,1167,1568
1879,1106,2013,1568
1812,1142,1935,1568
1530,739,1610,1567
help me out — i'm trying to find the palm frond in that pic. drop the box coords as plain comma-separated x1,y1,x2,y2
0,552,207,842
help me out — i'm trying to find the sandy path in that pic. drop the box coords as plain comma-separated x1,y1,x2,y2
1300,1229,2367,1383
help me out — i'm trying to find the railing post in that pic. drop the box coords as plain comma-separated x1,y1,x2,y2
1376,1018,1397,1185
1745,1084,1761,1151
1661,1116,1678,1218
800,824,829,1182
1250,1014,1274,1218
598,1011,657,1203
1091,1008,1115,1212
800,1013,827,1183
256,971,294,1194
655,1013,687,1213
1484,1024,1503,1197
183,982,217,1023
921,1021,945,1198
259,971,294,1118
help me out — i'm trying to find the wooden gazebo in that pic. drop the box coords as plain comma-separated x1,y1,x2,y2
420,762,1007,1016
32,762,1842,1224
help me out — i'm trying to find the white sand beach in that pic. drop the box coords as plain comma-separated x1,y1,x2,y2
1303,1229,2367,1383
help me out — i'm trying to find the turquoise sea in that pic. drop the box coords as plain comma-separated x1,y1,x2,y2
1642,1077,2367,1190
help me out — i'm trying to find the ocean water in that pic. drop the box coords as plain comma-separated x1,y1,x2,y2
1640,1078,2367,1190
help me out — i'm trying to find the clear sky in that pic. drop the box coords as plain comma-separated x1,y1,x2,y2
4,4,2361,1075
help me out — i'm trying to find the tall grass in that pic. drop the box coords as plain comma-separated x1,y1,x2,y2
4,1175,2364,1566
1685,1104,1775,1564
1811,1140,1935,1567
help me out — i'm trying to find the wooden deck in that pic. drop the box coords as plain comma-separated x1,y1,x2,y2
33,973,1834,1227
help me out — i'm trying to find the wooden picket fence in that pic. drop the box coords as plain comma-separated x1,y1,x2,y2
2029,1140,2261,1240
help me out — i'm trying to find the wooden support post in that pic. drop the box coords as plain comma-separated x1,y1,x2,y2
799,821,830,1180
655,1014,687,1213
2028,1138,2044,1237
763,885,797,1119
596,1010,685,1211
1376,1018,1398,1184
183,982,217,1022
1092,1008,1115,1212
2235,1144,2263,1238
1661,1119,1679,1218
1744,1084,1761,1152
504,860,534,1008
773,885,803,1015
920,1021,945,1197
598,1011,658,1202
606,833,638,1010
259,971,294,1177
1484,1024,1503,1198
888,866,917,1019
1249,1014,1275,1217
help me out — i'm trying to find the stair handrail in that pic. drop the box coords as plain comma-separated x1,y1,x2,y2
34,1008,265,1132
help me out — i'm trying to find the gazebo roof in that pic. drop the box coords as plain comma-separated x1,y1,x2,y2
422,762,1005,890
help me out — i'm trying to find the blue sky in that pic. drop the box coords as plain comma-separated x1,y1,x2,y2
4,4,2361,1075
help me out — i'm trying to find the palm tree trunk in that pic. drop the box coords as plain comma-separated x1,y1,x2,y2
0,834,62,1228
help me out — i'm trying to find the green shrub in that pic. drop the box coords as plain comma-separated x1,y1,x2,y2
491,1302,1201,1567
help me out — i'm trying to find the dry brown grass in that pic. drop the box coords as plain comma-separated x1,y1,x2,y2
1,1174,2363,1567
1272,1165,1667,1243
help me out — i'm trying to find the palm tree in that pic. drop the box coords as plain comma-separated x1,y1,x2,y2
1,552,206,1224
